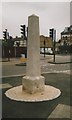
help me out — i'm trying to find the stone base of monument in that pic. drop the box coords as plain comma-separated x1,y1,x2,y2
5,85,61,102
22,76,45,94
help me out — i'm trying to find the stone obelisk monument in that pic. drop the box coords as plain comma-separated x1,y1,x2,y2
22,14,45,94
5,14,61,102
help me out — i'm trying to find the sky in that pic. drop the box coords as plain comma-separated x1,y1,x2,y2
0,1,71,41
70,1,72,25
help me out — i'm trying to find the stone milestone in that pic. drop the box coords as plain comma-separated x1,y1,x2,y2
22,14,45,94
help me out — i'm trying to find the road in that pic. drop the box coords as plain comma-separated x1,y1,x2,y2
1,55,71,78
2,73,71,119
0,54,72,119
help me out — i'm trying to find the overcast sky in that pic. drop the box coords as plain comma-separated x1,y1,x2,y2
1,2,70,41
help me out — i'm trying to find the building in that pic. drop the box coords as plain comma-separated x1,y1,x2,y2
40,35,53,48
2,35,53,58
61,25,72,45
40,35,53,54
56,25,72,54
13,35,53,48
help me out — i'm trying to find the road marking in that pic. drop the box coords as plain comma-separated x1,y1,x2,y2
1,74,25,78
48,104,70,118
48,63,56,65
0,83,12,89
1,70,70,79
42,70,70,74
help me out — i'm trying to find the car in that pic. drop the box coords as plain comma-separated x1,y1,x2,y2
40,48,53,54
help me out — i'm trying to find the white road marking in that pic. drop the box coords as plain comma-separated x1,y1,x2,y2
42,70,70,74
0,83,12,89
1,74,25,78
48,104,70,118
1,70,70,79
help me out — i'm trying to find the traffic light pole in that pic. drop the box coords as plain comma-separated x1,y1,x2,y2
53,39,55,63
44,39,46,58
49,28,56,63
53,29,56,63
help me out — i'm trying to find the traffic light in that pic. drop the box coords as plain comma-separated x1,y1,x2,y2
3,31,7,39
20,25,26,37
49,28,54,40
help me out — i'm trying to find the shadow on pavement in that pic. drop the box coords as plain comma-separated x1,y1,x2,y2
15,63,26,66
48,61,72,64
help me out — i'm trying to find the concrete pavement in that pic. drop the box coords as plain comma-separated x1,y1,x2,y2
1,54,71,119
2,72,71,119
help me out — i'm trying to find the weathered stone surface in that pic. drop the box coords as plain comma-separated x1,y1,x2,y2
22,76,45,94
5,85,61,102
22,14,45,94
26,14,41,77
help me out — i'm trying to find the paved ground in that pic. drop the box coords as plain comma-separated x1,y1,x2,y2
0,54,72,119
1,55,71,78
1,73,72,119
